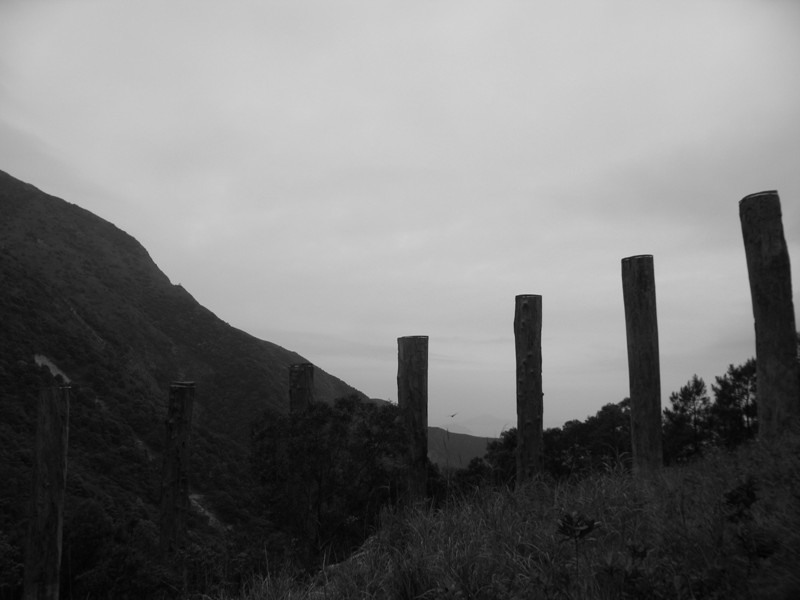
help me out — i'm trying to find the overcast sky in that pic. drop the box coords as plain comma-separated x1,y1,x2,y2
2,1,799,436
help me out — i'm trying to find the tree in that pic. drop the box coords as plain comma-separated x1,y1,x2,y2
250,396,406,567
485,428,517,486
581,400,632,469
541,401,631,478
663,375,711,463
710,359,757,447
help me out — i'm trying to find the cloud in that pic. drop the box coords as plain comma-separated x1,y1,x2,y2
1,1,799,435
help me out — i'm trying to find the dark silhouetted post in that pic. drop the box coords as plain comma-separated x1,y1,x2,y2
160,382,195,556
289,363,315,413
514,294,543,483
397,336,428,504
740,191,800,435
622,255,663,474
288,363,317,555
24,385,69,600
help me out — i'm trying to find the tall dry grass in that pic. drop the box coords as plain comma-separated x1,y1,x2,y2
214,430,800,600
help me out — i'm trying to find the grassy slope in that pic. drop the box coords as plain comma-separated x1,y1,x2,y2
221,430,800,600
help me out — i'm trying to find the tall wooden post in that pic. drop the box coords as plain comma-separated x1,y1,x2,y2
622,255,663,474
24,386,70,600
397,336,428,504
514,294,543,483
159,382,194,556
289,363,315,413
740,191,800,435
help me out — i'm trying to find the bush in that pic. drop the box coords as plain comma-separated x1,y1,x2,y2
226,429,800,600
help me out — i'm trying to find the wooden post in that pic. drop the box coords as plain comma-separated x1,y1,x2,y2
24,386,70,600
159,382,194,556
514,294,543,483
289,363,315,413
397,336,428,504
740,191,800,435
622,255,663,474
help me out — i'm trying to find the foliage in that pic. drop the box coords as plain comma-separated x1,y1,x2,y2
709,359,758,447
216,429,800,600
545,399,632,477
663,360,761,464
460,400,633,489
250,396,407,568
663,374,712,462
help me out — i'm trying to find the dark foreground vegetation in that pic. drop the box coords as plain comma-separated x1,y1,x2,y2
220,427,800,600
2,347,785,600
207,359,800,600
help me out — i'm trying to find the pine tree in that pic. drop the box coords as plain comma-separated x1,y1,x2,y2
710,359,757,447
663,375,711,463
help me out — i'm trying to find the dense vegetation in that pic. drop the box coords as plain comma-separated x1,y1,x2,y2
220,428,800,600
1,349,789,599
203,354,786,600
250,396,409,566
206,355,800,600
451,356,759,492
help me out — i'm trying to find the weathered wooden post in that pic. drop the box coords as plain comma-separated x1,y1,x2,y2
514,294,543,483
740,191,800,435
159,381,194,557
24,386,70,600
622,255,663,474
397,336,428,504
289,363,315,413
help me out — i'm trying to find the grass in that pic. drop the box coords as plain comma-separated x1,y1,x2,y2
211,430,800,600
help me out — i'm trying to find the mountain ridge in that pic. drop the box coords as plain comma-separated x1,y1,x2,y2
0,168,491,464
0,168,365,440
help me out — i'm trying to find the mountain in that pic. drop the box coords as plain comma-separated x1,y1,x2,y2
0,169,364,441
427,427,491,470
0,169,376,593
0,169,496,596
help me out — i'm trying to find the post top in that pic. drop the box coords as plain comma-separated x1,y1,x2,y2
739,190,779,205
290,362,314,369
515,294,542,300
622,254,653,262
398,335,429,341
170,381,196,388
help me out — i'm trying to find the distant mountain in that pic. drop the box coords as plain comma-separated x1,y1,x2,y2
428,427,491,470
0,169,364,441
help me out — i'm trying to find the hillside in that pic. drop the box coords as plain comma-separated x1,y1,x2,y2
0,169,498,597
0,169,364,439
0,169,376,596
